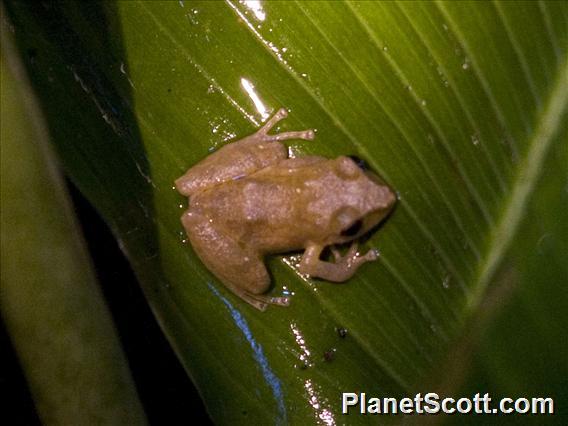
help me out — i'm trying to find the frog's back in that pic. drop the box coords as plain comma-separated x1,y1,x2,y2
190,173,304,225
188,157,332,251
190,156,328,216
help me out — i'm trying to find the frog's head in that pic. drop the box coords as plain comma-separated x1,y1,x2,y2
327,156,397,245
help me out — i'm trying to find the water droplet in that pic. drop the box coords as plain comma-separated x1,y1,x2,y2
471,134,480,145
282,285,295,296
178,231,188,245
421,99,427,106
383,45,388,52
462,61,469,70
442,275,451,289
336,327,348,338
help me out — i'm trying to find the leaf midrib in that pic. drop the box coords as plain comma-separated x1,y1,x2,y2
468,57,568,313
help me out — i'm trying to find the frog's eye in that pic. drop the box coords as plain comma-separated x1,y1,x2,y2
341,219,363,237
348,155,368,171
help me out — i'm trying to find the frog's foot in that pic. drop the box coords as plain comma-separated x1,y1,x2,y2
299,242,378,282
257,108,315,142
238,290,290,312
331,243,378,265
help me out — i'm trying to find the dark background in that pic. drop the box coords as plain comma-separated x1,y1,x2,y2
1,180,212,425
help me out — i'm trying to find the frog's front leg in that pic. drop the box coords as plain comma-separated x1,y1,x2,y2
182,209,289,311
255,108,315,142
298,242,378,282
176,108,314,196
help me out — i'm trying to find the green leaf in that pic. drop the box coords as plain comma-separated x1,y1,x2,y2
0,17,146,425
4,1,567,423
446,122,568,424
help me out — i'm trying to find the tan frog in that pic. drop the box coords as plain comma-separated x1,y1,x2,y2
175,109,396,311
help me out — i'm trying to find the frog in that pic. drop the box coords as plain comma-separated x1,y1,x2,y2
175,108,396,311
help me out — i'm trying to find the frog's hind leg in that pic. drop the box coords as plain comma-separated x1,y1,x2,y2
183,210,289,311
257,108,315,142
233,289,290,312
216,269,290,312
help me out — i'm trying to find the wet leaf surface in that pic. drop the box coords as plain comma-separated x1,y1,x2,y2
4,1,567,423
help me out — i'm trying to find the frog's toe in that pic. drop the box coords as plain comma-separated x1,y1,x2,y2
363,248,379,261
260,294,290,307
239,291,291,310
270,296,291,307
